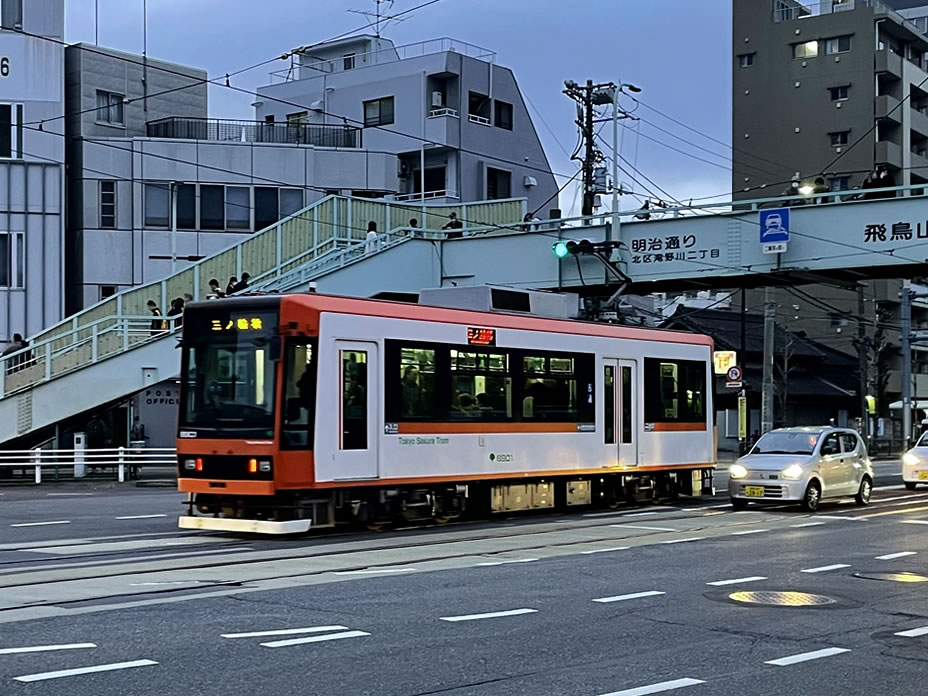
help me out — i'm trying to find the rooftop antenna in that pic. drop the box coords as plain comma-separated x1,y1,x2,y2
347,0,410,38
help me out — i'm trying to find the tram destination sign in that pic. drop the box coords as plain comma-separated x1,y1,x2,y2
467,327,496,346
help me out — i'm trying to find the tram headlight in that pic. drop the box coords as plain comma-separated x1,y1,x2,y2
259,460,272,473
729,464,748,479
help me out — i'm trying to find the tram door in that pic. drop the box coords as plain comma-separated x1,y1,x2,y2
333,341,379,480
603,359,638,467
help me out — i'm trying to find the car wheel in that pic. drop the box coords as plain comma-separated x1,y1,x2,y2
731,497,749,510
855,476,872,506
800,481,821,512
905,482,918,491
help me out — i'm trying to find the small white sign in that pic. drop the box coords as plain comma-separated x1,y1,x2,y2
727,381,743,389
763,242,787,254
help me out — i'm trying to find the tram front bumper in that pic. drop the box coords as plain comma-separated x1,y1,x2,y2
178,516,311,534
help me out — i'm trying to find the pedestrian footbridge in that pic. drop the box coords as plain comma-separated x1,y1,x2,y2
1,185,926,445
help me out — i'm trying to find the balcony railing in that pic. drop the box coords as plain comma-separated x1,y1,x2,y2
774,0,926,35
146,118,362,148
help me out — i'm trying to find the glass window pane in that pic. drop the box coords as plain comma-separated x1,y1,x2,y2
452,374,511,419
621,365,633,444
226,186,250,230
283,339,317,449
364,101,379,126
400,348,435,418
604,366,615,445
380,97,394,125
254,187,279,230
176,183,196,230
199,185,224,230
144,183,170,227
0,235,9,287
643,358,706,424
524,356,545,374
0,105,11,158
280,188,303,218
341,351,367,450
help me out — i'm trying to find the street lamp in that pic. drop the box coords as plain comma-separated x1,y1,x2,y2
605,82,642,243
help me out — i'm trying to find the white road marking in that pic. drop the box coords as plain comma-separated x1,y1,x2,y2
895,626,928,638
584,511,627,518
612,524,677,532
10,520,71,528
592,591,666,603
0,643,95,655
46,493,93,497
900,520,928,526
706,576,767,587
261,630,370,648
874,484,905,491
815,515,868,522
581,546,630,555
791,522,826,528
129,581,201,587
764,647,850,666
869,495,921,504
705,503,732,509
223,626,348,639
440,608,538,622
115,514,168,520
801,564,851,574
660,537,706,545
623,511,659,517
599,677,705,695
333,568,418,576
14,660,158,683
731,529,769,536
876,552,917,560
475,558,538,566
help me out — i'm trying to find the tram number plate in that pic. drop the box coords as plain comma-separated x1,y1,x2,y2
918,472,928,481
744,486,765,498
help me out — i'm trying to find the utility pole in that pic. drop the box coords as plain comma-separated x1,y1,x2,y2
856,285,869,440
761,286,776,434
902,281,912,449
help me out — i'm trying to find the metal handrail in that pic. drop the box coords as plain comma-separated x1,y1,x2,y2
146,117,362,148
0,447,177,484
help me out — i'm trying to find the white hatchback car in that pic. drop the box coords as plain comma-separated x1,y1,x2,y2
729,427,874,512
902,432,928,489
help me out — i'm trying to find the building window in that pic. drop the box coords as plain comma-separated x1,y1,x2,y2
486,167,512,200
824,35,851,55
468,92,491,124
738,53,755,68
829,130,849,146
0,104,22,159
643,358,706,425
792,41,818,59
363,97,394,127
494,100,513,130
280,188,304,218
144,183,170,227
99,181,116,229
829,85,849,101
100,285,117,300
176,184,196,230
829,176,850,191
1,0,22,30
226,186,250,230
343,53,356,71
199,185,224,230
830,312,850,327
96,90,125,125
255,187,279,231
0,232,24,289
286,111,308,125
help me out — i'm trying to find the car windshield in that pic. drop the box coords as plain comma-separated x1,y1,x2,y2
751,431,821,455
918,432,928,447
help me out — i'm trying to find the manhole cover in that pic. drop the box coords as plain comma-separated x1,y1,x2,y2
854,572,928,583
729,591,836,607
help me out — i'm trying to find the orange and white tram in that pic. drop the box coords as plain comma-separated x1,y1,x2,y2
177,293,716,533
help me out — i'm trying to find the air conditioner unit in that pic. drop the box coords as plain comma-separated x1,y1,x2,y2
431,91,444,108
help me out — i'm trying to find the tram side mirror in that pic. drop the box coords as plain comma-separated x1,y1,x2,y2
270,335,282,362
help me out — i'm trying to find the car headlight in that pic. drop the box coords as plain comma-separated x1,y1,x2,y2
782,464,804,480
729,464,748,479
904,452,920,467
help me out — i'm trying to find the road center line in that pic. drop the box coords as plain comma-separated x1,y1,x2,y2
261,631,370,648
14,660,158,683
623,512,659,517
440,608,538,622
790,522,826,528
581,546,630,555
612,524,677,532
223,626,348,639
599,677,706,695
706,576,767,587
895,626,928,638
815,515,868,522
0,643,96,655
876,552,917,560
592,591,665,603
333,568,417,576
474,558,538,567
660,537,706,544
115,514,168,520
801,564,851,573
764,647,850,666
731,529,769,536
10,520,71,528
900,520,928,526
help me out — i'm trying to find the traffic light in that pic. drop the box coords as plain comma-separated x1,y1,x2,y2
552,239,595,258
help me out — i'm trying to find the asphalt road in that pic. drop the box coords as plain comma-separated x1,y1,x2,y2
0,460,926,695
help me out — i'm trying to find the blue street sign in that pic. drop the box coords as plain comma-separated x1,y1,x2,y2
759,208,790,244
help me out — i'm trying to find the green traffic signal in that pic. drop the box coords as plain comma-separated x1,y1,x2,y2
553,242,570,258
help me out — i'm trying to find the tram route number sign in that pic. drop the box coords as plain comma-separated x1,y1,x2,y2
726,365,743,389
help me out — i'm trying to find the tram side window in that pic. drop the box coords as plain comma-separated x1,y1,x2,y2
450,349,512,420
643,358,706,424
522,353,594,422
341,350,368,450
399,347,437,419
282,339,317,449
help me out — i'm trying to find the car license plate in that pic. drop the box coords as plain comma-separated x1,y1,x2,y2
918,472,928,481
745,486,765,498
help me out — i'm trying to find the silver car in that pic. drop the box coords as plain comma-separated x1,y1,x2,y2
728,427,874,512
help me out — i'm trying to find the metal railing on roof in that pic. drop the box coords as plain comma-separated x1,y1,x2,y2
774,0,926,35
269,37,496,83
146,117,361,148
